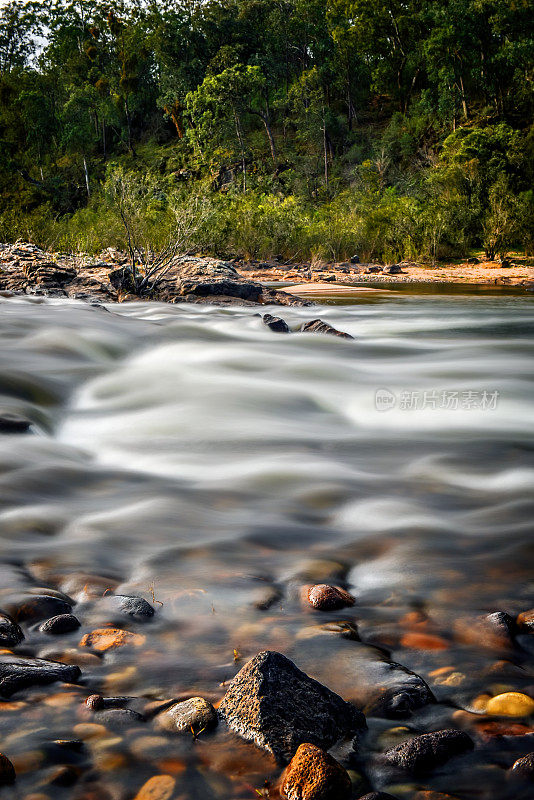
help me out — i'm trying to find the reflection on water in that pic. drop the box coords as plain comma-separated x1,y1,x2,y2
0,294,533,799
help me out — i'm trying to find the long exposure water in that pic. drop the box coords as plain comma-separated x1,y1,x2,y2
0,293,533,799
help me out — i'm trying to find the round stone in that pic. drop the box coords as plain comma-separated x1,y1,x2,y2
486,692,534,717
155,697,217,734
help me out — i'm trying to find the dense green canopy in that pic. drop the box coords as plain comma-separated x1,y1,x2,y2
0,0,533,261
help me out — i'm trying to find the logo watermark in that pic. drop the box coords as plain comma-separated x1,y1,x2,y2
375,389,499,411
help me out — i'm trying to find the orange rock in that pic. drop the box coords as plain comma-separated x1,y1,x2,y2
281,743,351,800
79,628,145,652
400,632,448,651
415,792,460,800
474,720,534,740
516,608,534,632
429,666,455,677
155,758,187,776
133,775,176,800
305,584,355,611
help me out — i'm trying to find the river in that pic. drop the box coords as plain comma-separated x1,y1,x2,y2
0,293,533,799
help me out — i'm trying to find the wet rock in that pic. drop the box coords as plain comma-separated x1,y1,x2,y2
133,775,176,800
400,632,448,651
8,594,72,623
47,764,78,787
253,585,282,610
94,708,145,729
387,265,405,275
385,729,474,775
300,319,354,339
0,613,24,647
79,628,146,652
155,697,217,734
359,794,399,800
263,313,290,333
510,752,534,779
86,694,105,711
172,257,262,301
307,584,355,611
350,255,360,264
454,611,515,649
39,614,81,634
517,609,534,633
0,753,15,785
485,692,534,717
281,743,351,800
104,594,155,620
59,573,120,601
365,681,434,719
218,650,365,763
0,414,31,433
0,655,81,697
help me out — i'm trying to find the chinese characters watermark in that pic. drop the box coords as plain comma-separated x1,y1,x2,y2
375,388,499,412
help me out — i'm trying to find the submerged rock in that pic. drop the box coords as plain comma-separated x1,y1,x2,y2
103,594,155,620
306,584,355,611
94,708,145,729
79,628,146,652
0,614,24,647
39,614,81,634
263,313,290,333
155,697,217,734
485,692,534,717
385,729,474,775
8,593,73,623
300,319,353,339
0,753,15,785
510,752,534,779
218,650,365,763
364,662,434,719
281,743,351,800
0,414,31,433
0,655,81,697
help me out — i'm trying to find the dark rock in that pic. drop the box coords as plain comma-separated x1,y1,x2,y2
385,729,474,775
364,663,434,718
387,265,405,275
0,414,31,433
300,319,353,340
281,743,351,800
47,765,79,787
350,255,360,264
155,697,217,734
358,794,399,800
454,611,515,649
0,753,15,785
263,313,290,333
172,257,262,301
510,752,534,779
86,694,105,711
94,708,145,729
366,266,383,274
0,655,81,697
307,584,355,611
218,650,365,763
517,609,534,633
0,614,24,647
39,614,81,634
467,257,480,264
8,593,72,623
500,258,512,268
108,266,136,292
105,594,155,620
324,274,336,282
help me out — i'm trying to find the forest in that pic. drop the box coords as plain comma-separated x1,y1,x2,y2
0,0,533,263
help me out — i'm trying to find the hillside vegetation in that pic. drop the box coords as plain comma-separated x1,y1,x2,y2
0,0,533,263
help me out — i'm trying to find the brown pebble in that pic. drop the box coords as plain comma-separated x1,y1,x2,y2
86,694,104,711
133,775,176,800
0,752,16,784
281,743,351,799
517,609,534,633
79,628,145,652
306,584,355,611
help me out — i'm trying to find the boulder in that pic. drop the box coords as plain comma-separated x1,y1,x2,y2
155,697,217,734
385,729,474,775
103,594,155,620
263,313,290,333
300,319,353,340
0,655,81,697
0,414,31,433
281,743,351,800
218,650,365,763
387,265,405,275
171,257,262,301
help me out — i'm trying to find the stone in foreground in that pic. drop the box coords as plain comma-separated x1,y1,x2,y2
218,650,365,763
385,729,474,775
155,697,217,734
263,313,290,333
281,743,351,800
0,655,81,697
0,753,15,785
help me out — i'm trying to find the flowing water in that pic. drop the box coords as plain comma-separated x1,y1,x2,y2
0,293,533,799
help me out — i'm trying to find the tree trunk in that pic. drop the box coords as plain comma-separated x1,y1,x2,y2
234,110,247,192
83,155,90,198
322,105,328,189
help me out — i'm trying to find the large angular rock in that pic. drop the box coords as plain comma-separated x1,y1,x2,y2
218,651,365,762
300,319,353,339
171,257,262,301
0,655,81,697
